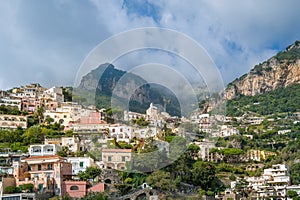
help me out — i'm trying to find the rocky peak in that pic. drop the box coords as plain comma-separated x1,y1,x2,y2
225,40,300,100
286,40,300,51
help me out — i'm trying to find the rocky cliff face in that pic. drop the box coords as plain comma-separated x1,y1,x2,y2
77,63,181,116
78,63,150,105
225,41,300,100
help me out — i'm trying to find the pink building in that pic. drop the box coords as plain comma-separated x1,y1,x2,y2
62,180,89,198
88,182,105,193
13,155,72,196
61,181,105,198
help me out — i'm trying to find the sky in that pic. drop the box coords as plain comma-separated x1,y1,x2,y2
0,0,300,90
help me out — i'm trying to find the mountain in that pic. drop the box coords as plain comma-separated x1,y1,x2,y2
76,63,181,116
226,84,300,116
225,40,300,100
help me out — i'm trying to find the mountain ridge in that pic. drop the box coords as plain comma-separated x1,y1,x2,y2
225,40,300,100
76,63,181,116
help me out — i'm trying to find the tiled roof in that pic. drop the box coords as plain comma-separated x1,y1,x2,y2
25,155,64,160
102,149,132,153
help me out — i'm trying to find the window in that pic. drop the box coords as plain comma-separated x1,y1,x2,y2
70,186,79,190
38,165,41,171
48,164,53,170
108,156,112,161
122,156,126,162
79,162,84,168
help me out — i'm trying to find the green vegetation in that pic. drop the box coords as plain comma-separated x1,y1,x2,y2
275,41,300,63
78,167,102,181
226,84,300,116
76,63,181,116
0,105,28,115
61,87,73,102
82,192,108,200
20,183,34,192
287,190,300,200
131,117,149,126
4,186,21,194
146,170,175,192
0,123,72,153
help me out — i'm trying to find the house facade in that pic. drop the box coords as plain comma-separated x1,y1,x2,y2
0,114,27,129
28,144,61,157
13,155,72,196
101,149,132,170
66,157,95,175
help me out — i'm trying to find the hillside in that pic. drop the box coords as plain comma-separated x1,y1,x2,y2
76,63,181,116
225,40,300,100
226,83,300,116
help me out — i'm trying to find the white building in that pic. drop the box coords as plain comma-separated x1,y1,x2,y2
44,135,80,153
246,116,265,125
278,129,292,135
146,103,159,121
211,125,239,137
246,164,291,199
11,83,45,99
69,123,108,133
44,109,73,127
133,127,158,139
194,140,216,161
66,157,95,175
123,110,146,122
0,114,27,129
28,144,61,157
61,136,80,153
108,124,133,143
43,86,64,103
0,98,22,110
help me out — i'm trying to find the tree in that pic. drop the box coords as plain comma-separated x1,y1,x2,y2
34,107,45,124
82,192,108,200
45,116,54,125
146,170,175,192
57,146,69,157
291,163,300,185
234,178,250,199
115,184,132,196
10,142,28,153
21,183,34,192
287,190,298,199
78,167,102,181
24,126,44,145
187,144,200,160
191,161,219,191
4,186,20,194
131,117,149,126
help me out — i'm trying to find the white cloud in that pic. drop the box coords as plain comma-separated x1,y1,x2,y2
0,0,300,89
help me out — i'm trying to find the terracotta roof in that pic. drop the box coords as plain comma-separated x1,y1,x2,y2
102,149,132,153
25,155,64,160
80,112,103,124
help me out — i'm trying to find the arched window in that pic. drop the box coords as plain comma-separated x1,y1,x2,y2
70,186,79,190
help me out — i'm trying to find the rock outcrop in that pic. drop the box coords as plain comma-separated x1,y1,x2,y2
225,41,300,99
